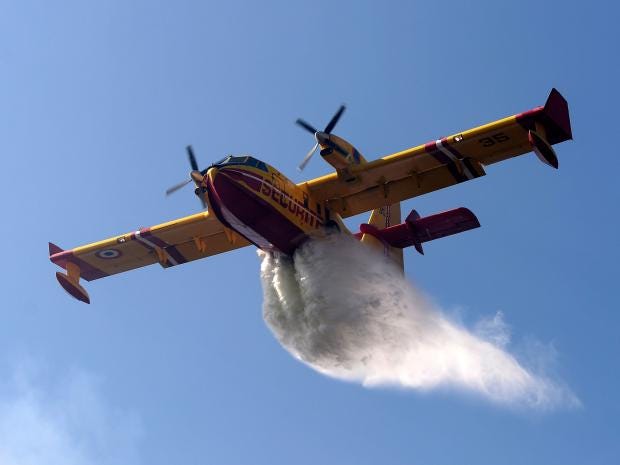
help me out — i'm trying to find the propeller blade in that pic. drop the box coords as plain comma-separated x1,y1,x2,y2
191,169,208,209
298,141,319,172
165,178,192,196
296,118,319,135
166,145,209,210
324,104,346,134
187,145,199,171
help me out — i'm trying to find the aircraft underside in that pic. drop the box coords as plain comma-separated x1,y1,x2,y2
206,167,310,255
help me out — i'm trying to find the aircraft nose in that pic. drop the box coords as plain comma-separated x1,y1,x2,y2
205,166,218,180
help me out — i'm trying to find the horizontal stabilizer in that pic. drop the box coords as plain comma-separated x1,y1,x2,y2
406,207,480,245
357,207,480,254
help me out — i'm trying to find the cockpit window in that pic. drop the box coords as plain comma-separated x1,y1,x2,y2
214,155,268,172
214,156,230,165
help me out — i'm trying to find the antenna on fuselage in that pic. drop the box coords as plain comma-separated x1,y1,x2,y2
165,145,208,209
295,104,346,172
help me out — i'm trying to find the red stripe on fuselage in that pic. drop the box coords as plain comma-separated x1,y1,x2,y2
222,168,323,229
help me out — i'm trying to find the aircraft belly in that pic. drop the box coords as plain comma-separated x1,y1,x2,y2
207,171,307,255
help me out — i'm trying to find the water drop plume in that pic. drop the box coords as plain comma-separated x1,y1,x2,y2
260,234,578,409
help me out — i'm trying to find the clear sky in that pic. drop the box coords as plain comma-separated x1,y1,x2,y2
1,0,619,464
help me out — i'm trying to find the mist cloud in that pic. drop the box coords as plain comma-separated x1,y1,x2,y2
0,361,142,465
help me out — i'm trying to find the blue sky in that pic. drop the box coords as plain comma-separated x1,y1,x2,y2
1,0,619,464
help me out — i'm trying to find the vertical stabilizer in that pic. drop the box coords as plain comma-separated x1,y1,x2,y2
361,203,404,272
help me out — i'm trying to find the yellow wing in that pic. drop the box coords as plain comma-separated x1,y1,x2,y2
300,89,572,219
49,210,249,301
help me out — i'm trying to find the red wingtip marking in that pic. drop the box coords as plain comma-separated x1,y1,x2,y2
544,88,573,142
48,242,64,256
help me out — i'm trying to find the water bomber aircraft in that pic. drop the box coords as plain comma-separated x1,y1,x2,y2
49,89,572,303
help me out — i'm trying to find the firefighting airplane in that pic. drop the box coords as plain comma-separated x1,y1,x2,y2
49,89,572,303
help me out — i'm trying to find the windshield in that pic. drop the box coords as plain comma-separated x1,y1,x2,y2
213,155,268,172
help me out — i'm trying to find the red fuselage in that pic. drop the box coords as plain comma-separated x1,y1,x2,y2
204,157,328,255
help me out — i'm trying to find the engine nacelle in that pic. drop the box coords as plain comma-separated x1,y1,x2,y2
318,133,366,183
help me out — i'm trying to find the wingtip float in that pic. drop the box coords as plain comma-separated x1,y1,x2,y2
50,88,572,303
50,243,91,304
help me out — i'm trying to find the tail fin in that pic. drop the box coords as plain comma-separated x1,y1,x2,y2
357,207,480,256
361,203,404,272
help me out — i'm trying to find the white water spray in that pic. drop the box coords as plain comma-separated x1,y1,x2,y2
260,234,578,409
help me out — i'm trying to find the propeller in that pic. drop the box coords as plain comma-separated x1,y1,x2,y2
164,178,193,196
165,145,208,209
296,104,346,171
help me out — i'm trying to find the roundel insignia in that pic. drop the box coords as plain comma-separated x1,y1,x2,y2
96,248,122,259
